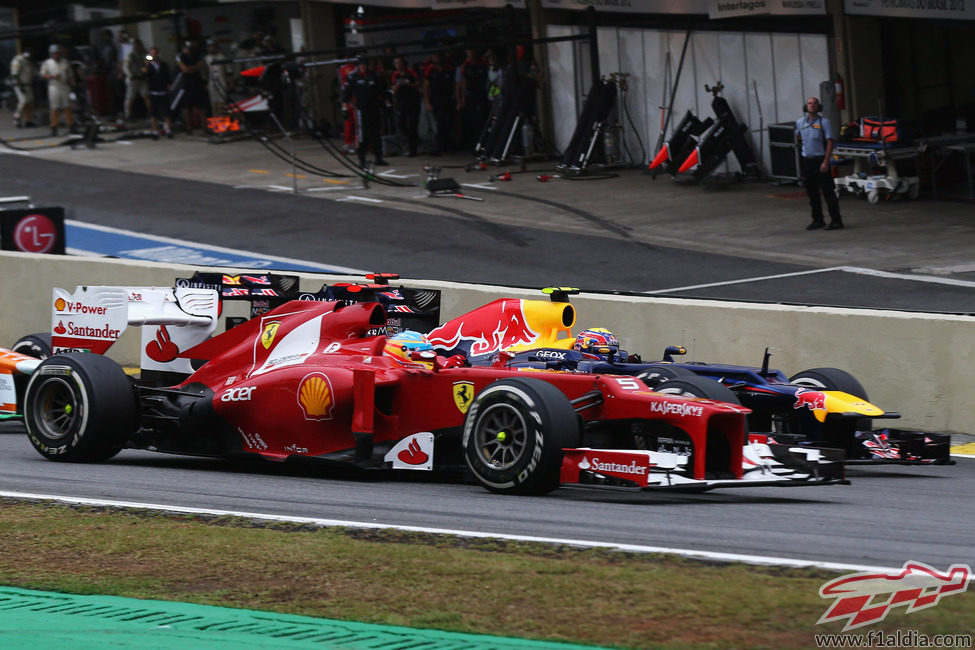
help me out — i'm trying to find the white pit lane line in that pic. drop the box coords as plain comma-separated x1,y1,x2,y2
646,266,975,295
1,489,962,578
337,195,384,203
66,219,368,274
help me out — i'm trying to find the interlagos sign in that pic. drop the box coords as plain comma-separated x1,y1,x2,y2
709,0,826,18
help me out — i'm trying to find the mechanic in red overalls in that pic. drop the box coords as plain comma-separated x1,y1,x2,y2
338,57,358,154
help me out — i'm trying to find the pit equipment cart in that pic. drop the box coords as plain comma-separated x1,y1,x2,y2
832,142,920,204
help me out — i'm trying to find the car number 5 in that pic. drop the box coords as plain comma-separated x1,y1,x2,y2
613,377,642,390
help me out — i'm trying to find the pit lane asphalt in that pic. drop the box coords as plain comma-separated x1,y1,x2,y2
0,428,970,569
3,118,975,313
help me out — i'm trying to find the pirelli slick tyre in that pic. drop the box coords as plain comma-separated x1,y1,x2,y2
652,375,741,405
11,332,52,360
10,332,54,411
790,366,871,433
24,354,136,462
636,364,696,388
463,378,580,496
789,367,868,400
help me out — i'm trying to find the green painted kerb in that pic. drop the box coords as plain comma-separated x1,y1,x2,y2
0,586,603,649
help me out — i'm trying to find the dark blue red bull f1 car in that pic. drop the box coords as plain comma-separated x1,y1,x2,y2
428,292,951,466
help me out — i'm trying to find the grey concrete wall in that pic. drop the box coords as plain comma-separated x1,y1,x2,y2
4,251,972,434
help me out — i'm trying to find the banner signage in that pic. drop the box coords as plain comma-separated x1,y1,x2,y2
709,0,826,18
542,0,707,12
845,0,975,20
0,207,66,255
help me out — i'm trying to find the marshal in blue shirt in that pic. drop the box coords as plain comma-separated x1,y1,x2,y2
795,114,835,159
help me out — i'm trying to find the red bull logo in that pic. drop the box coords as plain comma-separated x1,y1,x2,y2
794,388,827,412
428,299,541,358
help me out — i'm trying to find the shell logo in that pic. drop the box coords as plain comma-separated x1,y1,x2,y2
54,298,66,311
298,372,334,421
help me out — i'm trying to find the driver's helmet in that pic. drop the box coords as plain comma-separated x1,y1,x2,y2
573,327,620,361
383,330,436,369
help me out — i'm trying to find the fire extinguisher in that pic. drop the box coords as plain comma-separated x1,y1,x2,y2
834,74,846,111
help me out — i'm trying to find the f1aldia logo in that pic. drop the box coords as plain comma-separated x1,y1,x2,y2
818,560,970,631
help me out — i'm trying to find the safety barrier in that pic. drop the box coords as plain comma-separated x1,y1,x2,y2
4,250,972,434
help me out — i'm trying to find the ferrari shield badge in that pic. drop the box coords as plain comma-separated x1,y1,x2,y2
261,321,280,349
453,381,475,414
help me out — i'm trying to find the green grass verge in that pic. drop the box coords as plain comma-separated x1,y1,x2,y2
0,500,971,649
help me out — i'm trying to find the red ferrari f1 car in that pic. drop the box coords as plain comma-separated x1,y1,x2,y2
7,284,844,495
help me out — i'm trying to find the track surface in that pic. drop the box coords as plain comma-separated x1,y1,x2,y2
0,429,969,568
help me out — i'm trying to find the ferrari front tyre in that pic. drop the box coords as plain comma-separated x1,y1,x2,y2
652,375,741,404
24,354,137,462
637,364,696,388
463,378,580,495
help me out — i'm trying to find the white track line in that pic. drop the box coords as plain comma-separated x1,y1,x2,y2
646,265,975,295
0,489,947,577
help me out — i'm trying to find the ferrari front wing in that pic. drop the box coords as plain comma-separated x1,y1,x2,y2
559,443,846,492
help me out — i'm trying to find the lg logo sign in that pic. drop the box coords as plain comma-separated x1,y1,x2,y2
13,213,58,254
221,386,256,402
2,208,64,255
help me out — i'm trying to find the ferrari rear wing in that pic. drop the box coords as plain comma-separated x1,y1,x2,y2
50,285,220,375
0,285,218,415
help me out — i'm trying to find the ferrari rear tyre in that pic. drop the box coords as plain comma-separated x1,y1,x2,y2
11,332,52,359
24,354,137,462
636,365,696,388
652,375,741,405
463,378,580,495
